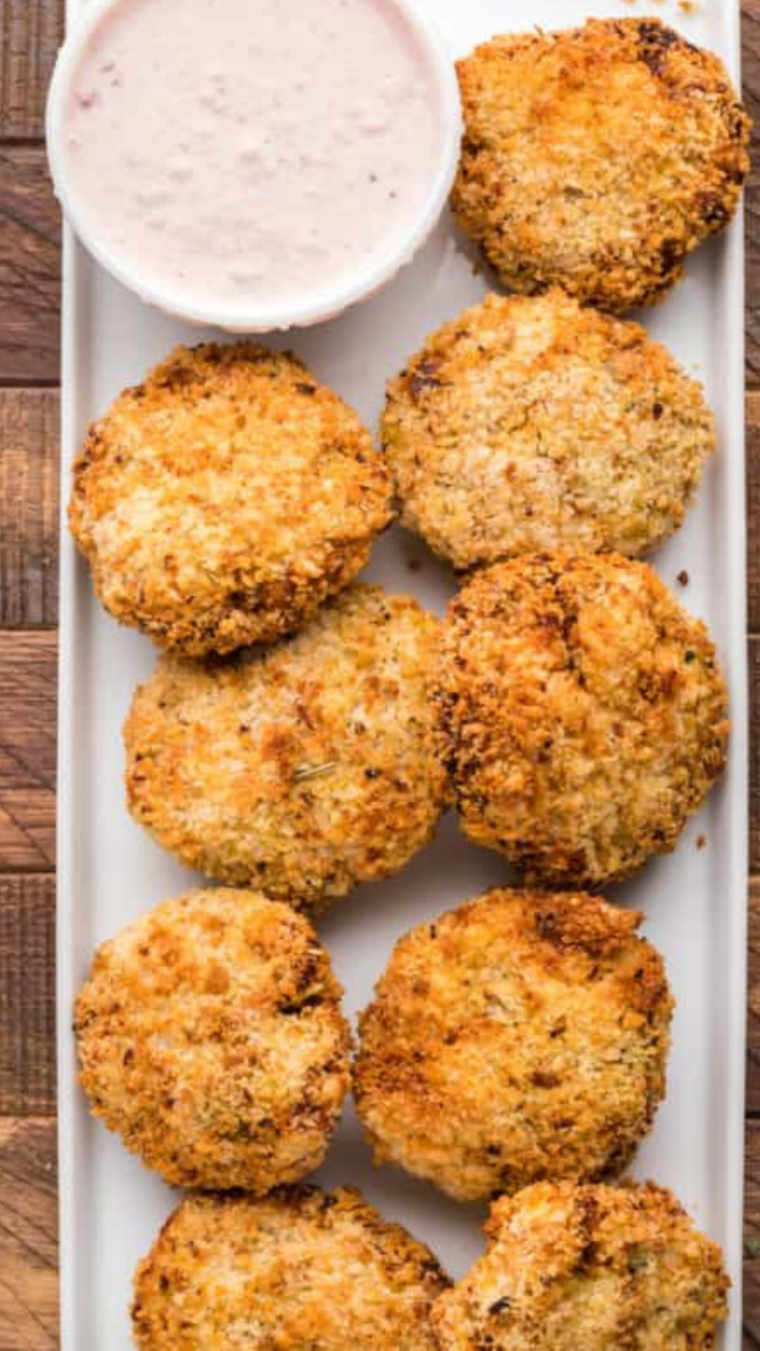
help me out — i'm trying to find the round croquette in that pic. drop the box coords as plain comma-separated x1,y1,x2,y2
132,1186,449,1351
354,888,672,1202
124,585,449,912
434,554,728,888
382,290,715,570
452,18,750,312
432,1181,729,1351
74,888,352,1190
69,342,392,657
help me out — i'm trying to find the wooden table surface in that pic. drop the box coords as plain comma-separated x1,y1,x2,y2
1,1,760,1345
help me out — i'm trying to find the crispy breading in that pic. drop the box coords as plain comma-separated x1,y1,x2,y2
434,554,728,887
69,342,392,657
354,888,672,1202
132,1186,449,1351
382,290,715,570
124,584,449,911
432,1180,729,1351
452,18,750,311
74,888,351,1190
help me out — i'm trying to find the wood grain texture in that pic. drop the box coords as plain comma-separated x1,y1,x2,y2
0,387,59,626
750,393,760,632
751,638,760,873
0,631,56,871
0,385,756,632
0,867,755,1132
0,4,753,384
0,547,751,879
0,0,64,142
745,1121,760,1349
0,146,60,384
748,878,760,1114
745,1,760,390
0,633,753,879
0,876,55,1115
3,1116,760,1351
0,7,753,384
744,7,760,1276
0,2,757,1347
0,1117,57,1351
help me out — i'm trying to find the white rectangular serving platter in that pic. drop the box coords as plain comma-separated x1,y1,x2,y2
56,0,748,1345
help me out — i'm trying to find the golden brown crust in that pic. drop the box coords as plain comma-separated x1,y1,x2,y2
432,1180,729,1350
132,1186,449,1351
74,888,352,1190
69,342,392,657
434,554,728,887
452,18,751,311
382,291,715,569
354,888,672,1202
124,584,449,911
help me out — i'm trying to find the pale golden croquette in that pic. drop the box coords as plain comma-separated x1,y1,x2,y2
382,290,714,570
434,553,728,888
452,18,750,311
432,1181,729,1351
355,888,672,1202
124,585,449,912
132,1186,449,1351
70,342,392,657
74,888,352,1190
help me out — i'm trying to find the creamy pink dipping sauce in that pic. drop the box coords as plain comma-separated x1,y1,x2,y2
62,0,444,316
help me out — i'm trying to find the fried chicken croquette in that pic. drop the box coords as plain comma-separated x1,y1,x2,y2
435,554,728,888
452,18,750,311
124,585,448,911
354,888,672,1202
74,888,351,1190
132,1186,449,1351
69,342,392,657
432,1181,729,1351
382,291,715,570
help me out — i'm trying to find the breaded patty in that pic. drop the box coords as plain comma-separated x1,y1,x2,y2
132,1186,449,1351
355,889,672,1202
125,585,448,911
452,18,750,311
432,1181,729,1351
74,889,351,1190
435,554,728,888
382,291,715,570
69,342,392,657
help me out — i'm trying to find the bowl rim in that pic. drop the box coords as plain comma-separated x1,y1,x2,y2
46,0,463,332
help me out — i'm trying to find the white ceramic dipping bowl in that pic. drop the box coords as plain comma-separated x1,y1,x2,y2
46,0,462,332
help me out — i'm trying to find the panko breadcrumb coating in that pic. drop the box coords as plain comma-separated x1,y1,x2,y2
69,342,392,657
132,1186,449,1351
382,291,715,570
355,888,672,1202
125,585,448,911
435,554,728,888
74,888,351,1190
452,17,750,311
432,1181,729,1351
